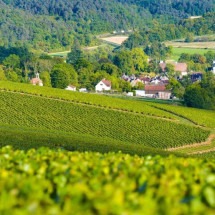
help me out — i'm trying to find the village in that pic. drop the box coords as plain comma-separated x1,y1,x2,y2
31,60,215,100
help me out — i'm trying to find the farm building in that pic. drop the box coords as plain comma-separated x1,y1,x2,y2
190,72,203,82
135,90,145,97
213,61,215,75
145,84,171,99
65,85,76,91
30,73,43,86
95,79,111,92
79,88,87,93
159,62,188,77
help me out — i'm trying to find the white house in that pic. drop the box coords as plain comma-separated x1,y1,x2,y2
130,79,142,87
135,90,145,97
213,61,215,75
127,92,133,96
65,85,76,91
79,88,87,93
95,79,111,92
30,73,43,86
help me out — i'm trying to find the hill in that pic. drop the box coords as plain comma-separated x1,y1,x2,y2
0,0,214,50
1,81,215,214
0,81,214,155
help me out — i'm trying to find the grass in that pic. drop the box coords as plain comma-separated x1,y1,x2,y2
170,47,214,60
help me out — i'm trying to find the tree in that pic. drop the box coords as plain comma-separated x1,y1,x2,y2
101,63,122,77
3,54,20,69
204,51,215,65
166,78,185,99
40,71,51,87
113,50,133,75
67,39,84,65
131,48,148,73
185,33,194,42
0,66,6,80
119,79,132,92
184,83,215,110
6,71,19,82
51,64,78,89
166,64,175,77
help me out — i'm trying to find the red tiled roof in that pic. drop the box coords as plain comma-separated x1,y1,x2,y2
159,63,166,72
174,63,187,72
101,79,111,87
159,62,187,73
140,77,151,82
145,84,166,91
30,78,42,85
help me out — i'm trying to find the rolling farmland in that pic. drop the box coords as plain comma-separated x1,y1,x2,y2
1,81,215,214
0,91,210,149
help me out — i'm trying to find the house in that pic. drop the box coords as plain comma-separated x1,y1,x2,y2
150,79,161,85
135,90,145,97
145,84,171,99
127,92,133,96
159,62,188,77
95,79,111,92
139,77,151,84
130,79,142,87
212,61,215,75
190,72,203,82
79,88,87,93
65,85,76,91
30,73,43,86
174,62,188,77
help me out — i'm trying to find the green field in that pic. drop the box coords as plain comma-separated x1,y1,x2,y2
0,91,209,149
170,47,214,60
0,82,215,152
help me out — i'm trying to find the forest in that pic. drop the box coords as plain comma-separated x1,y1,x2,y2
0,0,214,50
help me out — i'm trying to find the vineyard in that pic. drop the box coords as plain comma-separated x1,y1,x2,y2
0,124,174,157
1,81,215,214
149,103,215,129
0,81,177,119
1,146,215,215
0,91,210,149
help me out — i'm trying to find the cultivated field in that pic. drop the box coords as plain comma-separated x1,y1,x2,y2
166,41,215,49
99,36,128,45
0,81,215,154
170,47,215,60
1,81,215,214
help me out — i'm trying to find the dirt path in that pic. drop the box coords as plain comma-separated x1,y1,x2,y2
188,147,215,155
167,134,215,152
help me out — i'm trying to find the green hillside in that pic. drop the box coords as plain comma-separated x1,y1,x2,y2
0,0,214,50
1,81,215,214
0,90,210,149
0,81,214,154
